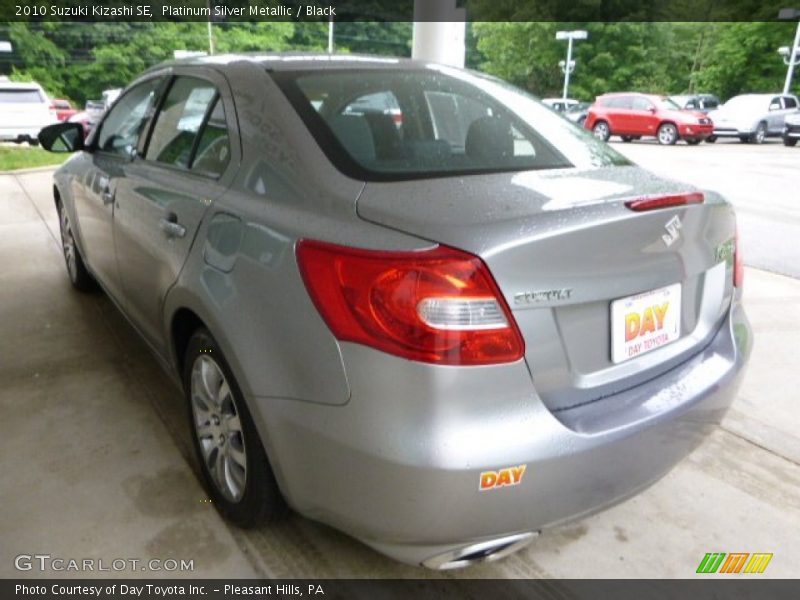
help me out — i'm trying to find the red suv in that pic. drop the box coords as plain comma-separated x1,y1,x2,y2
584,92,713,145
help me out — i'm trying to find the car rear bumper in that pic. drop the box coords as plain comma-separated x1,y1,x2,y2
250,294,751,567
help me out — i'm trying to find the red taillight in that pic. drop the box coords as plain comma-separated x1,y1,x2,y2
734,226,744,288
296,240,525,365
625,192,704,212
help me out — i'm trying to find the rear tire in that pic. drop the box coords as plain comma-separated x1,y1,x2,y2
592,120,610,142
184,328,287,528
657,123,678,145
750,122,767,144
686,139,701,145
783,137,797,147
705,136,717,143
621,135,634,143
57,201,95,292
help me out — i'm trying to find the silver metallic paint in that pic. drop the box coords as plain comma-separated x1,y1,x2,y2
51,54,751,568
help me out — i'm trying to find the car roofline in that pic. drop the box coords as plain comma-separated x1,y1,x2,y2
144,52,434,75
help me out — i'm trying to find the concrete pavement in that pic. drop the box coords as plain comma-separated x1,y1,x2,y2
0,168,259,579
614,138,800,279
1,168,798,578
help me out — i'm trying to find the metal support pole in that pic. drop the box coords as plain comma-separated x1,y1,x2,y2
411,0,466,68
207,20,215,55
563,37,573,100
783,21,800,94
328,15,334,54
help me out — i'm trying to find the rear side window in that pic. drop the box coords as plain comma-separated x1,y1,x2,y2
191,98,231,178
607,96,633,109
273,68,598,181
0,89,44,103
146,77,217,169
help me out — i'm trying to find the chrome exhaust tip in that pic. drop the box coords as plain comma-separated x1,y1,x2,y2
421,531,538,570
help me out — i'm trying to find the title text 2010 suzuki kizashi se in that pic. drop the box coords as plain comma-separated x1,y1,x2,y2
39,54,751,569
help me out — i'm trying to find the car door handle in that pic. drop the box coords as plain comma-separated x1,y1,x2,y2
159,214,186,239
102,188,115,206
98,175,115,206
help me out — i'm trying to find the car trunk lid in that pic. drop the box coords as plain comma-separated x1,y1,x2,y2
356,165,736,411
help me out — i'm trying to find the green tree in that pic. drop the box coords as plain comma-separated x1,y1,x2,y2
693,22,797,99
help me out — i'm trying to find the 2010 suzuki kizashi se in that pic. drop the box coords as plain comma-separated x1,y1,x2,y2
39,54,751,570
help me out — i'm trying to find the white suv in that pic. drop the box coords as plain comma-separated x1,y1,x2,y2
0,78,57,144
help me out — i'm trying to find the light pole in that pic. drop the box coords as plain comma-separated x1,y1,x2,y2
779,9,800,94
556,30,587,100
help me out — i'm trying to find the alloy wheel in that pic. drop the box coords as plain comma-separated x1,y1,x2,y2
658,124,677,145
754,123,766,144
59,205,78,282
593,122,609,141
190,355,248,502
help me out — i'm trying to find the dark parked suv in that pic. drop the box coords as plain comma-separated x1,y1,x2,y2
585,92,713,145
669,94,720,114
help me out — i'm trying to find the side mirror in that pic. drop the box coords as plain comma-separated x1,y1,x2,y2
38,122,85,153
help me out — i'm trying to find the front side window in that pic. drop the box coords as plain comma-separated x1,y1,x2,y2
274,67,629,181
632,97,653,111
96,78,162,158
607,96,633,109
783,97,797,109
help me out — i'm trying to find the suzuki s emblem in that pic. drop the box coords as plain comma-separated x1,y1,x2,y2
662,215,682,247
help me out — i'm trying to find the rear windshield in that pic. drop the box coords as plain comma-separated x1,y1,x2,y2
272,66,629,181
0,89,45,104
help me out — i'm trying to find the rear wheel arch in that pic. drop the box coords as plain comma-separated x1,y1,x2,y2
169,305,254,402
171,307,206,376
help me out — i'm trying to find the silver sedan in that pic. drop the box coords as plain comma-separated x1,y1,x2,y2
38,54,751,569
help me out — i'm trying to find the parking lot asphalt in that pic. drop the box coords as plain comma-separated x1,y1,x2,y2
1,166,799,578
613,138,800,279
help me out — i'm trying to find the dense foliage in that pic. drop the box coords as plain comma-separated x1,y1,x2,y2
474,22,798,101
0,21,797,105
